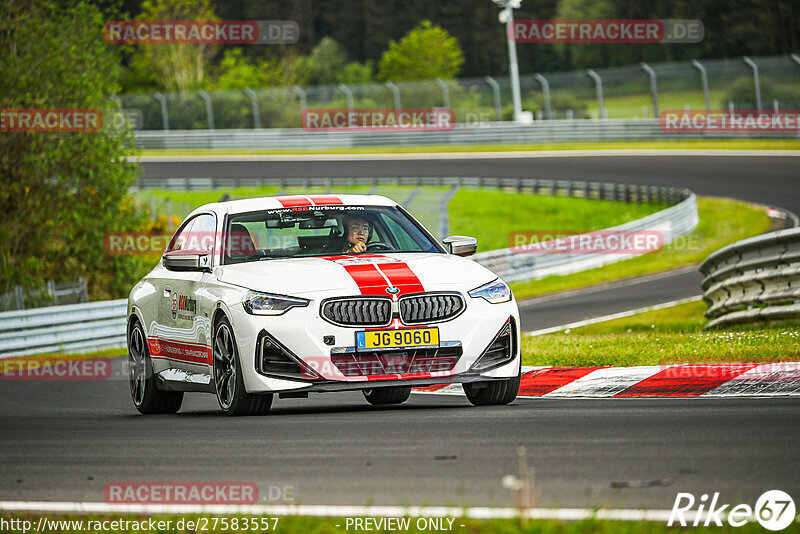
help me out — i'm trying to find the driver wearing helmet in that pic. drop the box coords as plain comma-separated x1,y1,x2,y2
341,214,371,254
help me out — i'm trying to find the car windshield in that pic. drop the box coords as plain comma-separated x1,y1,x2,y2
224,205,441,264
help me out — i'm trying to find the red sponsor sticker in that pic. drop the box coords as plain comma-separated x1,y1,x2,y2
1,109,103,132
1,358,112,380
660,110,800,133
104,482,258,504
301,108,455,132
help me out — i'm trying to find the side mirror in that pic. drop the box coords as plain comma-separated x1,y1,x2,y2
443,235,477,257
163,251,211,272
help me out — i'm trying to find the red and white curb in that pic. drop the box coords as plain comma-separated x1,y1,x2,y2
414,363,800,397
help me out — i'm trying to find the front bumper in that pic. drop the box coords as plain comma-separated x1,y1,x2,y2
226,289,521,394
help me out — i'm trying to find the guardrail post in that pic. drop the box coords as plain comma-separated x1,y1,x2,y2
484,76,503,121
385,81,402,114
78,276,88,303
153,92,169,131
197,90,215,130
792,53,800,68
742,56,762,111
46,280,56,305
582,181,589,199
691,60,711,113
586,69,607,119
435,78,451,109
291,86,307,113
243,88,261,129
534,74,553,120
338,83,355,120
640,62,659,118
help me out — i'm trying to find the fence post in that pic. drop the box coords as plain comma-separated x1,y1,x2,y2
78,276,88,303
197,90,215,129
534,74,553,120
153,92,169,130
385,81,402,114
338,83,354,119
691,60,711,113
166,199,173,231
435,78,451,109
586,69,607,119
46,280,56,305
742,57,762,111
14,285,24,310
243,88,261,129
640,62,659,118
484,76,503,121
291,86,307,113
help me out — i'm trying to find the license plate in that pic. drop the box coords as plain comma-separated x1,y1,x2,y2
356,327,439,352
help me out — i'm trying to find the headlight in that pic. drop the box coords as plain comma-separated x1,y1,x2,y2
243,291,309,315
469,278,512,304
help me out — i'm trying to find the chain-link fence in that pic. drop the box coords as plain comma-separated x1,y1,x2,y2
0,278,88,312
117,54,800,130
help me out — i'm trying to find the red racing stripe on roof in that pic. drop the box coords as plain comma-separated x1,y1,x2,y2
274,195,312,207
613,363,760,397
308,195,343,205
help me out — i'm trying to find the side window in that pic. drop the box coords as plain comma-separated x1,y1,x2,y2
166,214,215,253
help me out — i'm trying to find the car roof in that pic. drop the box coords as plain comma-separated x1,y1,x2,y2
193,194,399,217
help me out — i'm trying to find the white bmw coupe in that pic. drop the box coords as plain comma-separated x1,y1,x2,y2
127,194,521,415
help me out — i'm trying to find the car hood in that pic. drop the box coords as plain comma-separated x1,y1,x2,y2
215,253,498,296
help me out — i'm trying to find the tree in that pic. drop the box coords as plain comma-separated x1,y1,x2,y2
211,49,302,89
134,0,218,94
293,37,374,86
0,0,145,300
377,20,464,81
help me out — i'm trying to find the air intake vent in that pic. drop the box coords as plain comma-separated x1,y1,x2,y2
257,331,317,380
321,298,392,327
399,293,464,324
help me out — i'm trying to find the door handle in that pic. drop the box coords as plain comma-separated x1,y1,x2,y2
163,285,171,298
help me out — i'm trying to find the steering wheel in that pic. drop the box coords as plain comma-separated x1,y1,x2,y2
366,242,395,252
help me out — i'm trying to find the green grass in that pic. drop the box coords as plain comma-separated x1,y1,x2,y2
137,139,800,156
449,189,664,252
2,513,797,533
522,300,800,367
509,197,773,299
137,186,664,252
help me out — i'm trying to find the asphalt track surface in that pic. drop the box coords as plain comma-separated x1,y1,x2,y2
1,154,797,510
1,359,799,508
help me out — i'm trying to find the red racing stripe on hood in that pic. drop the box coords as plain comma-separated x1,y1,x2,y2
376,262,425,294
321,255,425,296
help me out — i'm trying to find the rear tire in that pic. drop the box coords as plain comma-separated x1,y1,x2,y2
213,317,273,416
464,369,520,406
128,321,183,414
363,386,412,405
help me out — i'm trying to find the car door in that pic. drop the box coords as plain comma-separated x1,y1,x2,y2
160,213,216,374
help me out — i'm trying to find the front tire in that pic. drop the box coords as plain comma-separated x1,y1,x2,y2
213,317,272,416
363,386,412,405
128,321,183,414
464,369,520,406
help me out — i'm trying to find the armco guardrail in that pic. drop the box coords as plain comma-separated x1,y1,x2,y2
133,119,798,150
0,299,127,358
700,227,800,328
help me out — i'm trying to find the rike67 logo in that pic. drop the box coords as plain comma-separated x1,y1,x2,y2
669,490,796,531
